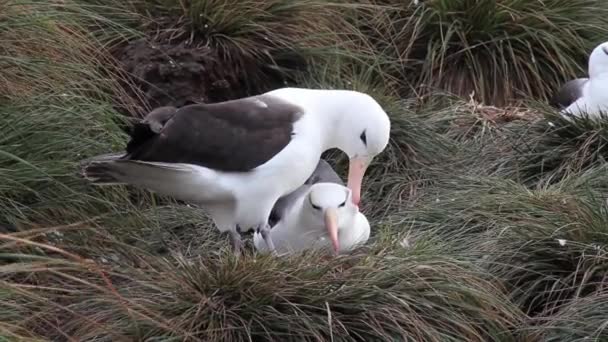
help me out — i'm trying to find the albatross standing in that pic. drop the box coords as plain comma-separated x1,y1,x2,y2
81,87,391,255
554,41,608,118
253,182,370,255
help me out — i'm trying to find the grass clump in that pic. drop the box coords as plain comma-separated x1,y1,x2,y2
368,0,608,105
400,170,608,319
0,2,143,227
529,291,608,341
512,110,608,184
87,0,375,111
1,228,524,341
6,0,608,340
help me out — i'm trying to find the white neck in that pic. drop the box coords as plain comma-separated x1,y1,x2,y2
585,75,608,107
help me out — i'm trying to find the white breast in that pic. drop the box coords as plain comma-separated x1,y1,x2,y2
337,212,371,253
212,113,323,231
586,76,608,113
254,206,371,256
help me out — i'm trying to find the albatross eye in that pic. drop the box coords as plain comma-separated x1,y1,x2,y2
360,130,367,146
338,200,346,208
603,46,608,56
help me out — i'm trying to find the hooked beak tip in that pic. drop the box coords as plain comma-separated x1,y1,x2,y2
347,156,370,208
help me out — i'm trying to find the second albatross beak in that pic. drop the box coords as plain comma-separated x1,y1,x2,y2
324,207,339,254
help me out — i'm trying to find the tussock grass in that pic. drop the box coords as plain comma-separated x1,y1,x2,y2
0,1,141,103
145,0,365,56
368,0,608,105
5,0,608,340
512,109,608,184
0,2,145,227
416,100,608,186
87,0,377,109
399,168,608,318
530,291,608,341
0,96,131,225
1,228,524,341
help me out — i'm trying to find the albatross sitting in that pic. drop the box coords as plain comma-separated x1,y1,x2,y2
81,87,391,255
268,158,343,227
253,182,370,256
553,41,608,119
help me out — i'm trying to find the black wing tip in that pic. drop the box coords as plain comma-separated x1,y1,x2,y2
78,155,124,185
126,123,157,154
126,106,178,154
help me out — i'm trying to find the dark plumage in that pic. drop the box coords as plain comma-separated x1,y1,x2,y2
123,95,303,172
268,159,343,227
549,78,588,109
127,106,178,154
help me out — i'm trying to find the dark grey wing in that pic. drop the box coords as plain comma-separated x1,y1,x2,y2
269,159,343,227
123,95,303,172
550,78,588,109
268,185,311,227
127,106,178,154
143,106,178,133
305,159,344,185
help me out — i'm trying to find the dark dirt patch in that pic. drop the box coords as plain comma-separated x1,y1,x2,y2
112,30,305,118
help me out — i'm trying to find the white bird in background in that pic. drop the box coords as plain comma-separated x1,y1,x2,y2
81,87,390,256
254,182,371,256
555,41,608,119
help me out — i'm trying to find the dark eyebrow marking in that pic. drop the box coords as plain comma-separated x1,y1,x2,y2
309,196,321,210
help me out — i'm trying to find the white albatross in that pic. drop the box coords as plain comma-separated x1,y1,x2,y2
268,158,343,227
253,182,370,255
555,41,608,119
80,87,390,255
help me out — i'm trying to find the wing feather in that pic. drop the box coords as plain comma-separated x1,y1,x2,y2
124,95,303,172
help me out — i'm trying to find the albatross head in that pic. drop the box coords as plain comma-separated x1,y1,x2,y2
332,92,391,207
588,41,608,78
305,182,359,254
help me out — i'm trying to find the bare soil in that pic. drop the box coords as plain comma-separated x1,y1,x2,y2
112,29,304,116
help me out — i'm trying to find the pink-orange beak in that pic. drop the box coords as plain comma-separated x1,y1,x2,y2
324,207,339,254
346,156,370,207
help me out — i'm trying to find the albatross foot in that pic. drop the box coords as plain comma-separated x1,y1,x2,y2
259,224,277,256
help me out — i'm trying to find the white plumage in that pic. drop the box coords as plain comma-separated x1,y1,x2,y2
254,182,370,256
82,88,390,255
561,41,608,119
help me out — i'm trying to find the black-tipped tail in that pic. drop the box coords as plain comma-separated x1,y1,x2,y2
79,153,125,185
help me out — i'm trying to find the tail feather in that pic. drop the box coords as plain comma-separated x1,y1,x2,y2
79,153,127,185
79,156,220,203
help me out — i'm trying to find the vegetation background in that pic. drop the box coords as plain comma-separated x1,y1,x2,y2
2,0,608,340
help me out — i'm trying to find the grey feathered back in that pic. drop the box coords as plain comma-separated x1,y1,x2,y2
268,159,343,227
